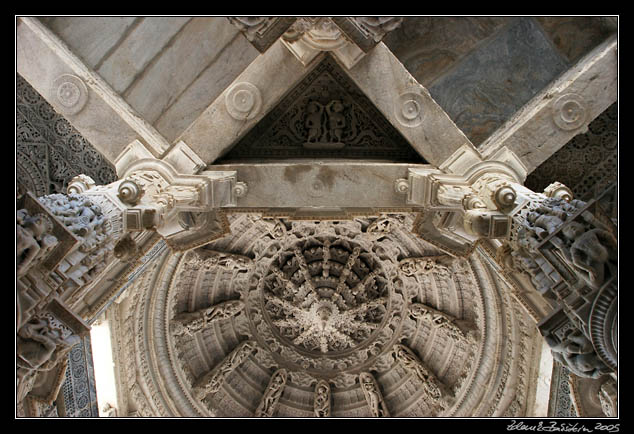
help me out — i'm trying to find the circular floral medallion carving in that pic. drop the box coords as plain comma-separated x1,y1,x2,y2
395,89,425,127
553,93,587,131
225,82,262,120
52,74,88,115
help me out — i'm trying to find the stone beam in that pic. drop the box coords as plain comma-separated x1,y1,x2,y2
478,34,617,175
344,42,476,167
176,39,316,165
16,17,171,164
205,162,429,210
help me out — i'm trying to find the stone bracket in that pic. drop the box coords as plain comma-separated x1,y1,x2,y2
280,17,366,69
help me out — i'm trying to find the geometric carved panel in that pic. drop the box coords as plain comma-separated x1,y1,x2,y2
59,336,100,417
16,73,117,197
525,102,618,202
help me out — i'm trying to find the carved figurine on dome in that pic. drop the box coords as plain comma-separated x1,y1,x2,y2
255,369,288,417
173,300,244,337
359,372,390,417
392,344,450,407
399,255,453,278
195,249,252,272
16,210,57,276
313,380,331,417
193,340,256,400
409,303,476,343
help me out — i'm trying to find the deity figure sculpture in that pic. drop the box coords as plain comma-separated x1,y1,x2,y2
305,101,324,143
38,194,110,252
173,300,244,337
545,331,610,379
16,316,80,400
409,303,475,343
193,340,256,399
17,317,79,374
399,256,452,277
16,210,56,276
552,222,617,290
509,250,553,296
326,100,345,143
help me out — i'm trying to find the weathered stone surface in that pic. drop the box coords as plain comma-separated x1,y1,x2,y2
153,30,259,143
96,17,191,94
345,42,474,166
383,16,510,87
123,17,240,125
429,17,569,146
206,162,423,209
17,21,137,162
524,103,617,200
177,40,313,164
17,18,171,162
41,17,138,69
536,17,617,64
479,34,617,174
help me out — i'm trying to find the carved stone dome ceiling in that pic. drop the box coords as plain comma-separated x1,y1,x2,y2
123,212,536,417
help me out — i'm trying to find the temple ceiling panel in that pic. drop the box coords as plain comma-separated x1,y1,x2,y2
113,213,540,417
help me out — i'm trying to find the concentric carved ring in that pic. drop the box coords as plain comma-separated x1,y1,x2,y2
553,93,587,131
589,283,618,371
494,185,517,209
395,90,425,127
261,240,389,355
118,179,143,204
52,74,88,115
245,231,406,376
225,82,262,120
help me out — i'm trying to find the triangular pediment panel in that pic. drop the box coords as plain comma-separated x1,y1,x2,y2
219,55,426,163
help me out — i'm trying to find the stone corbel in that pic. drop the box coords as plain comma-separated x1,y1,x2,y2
331,17,404,53
228,17,297,53
281,17,365,69
117,158,243,238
